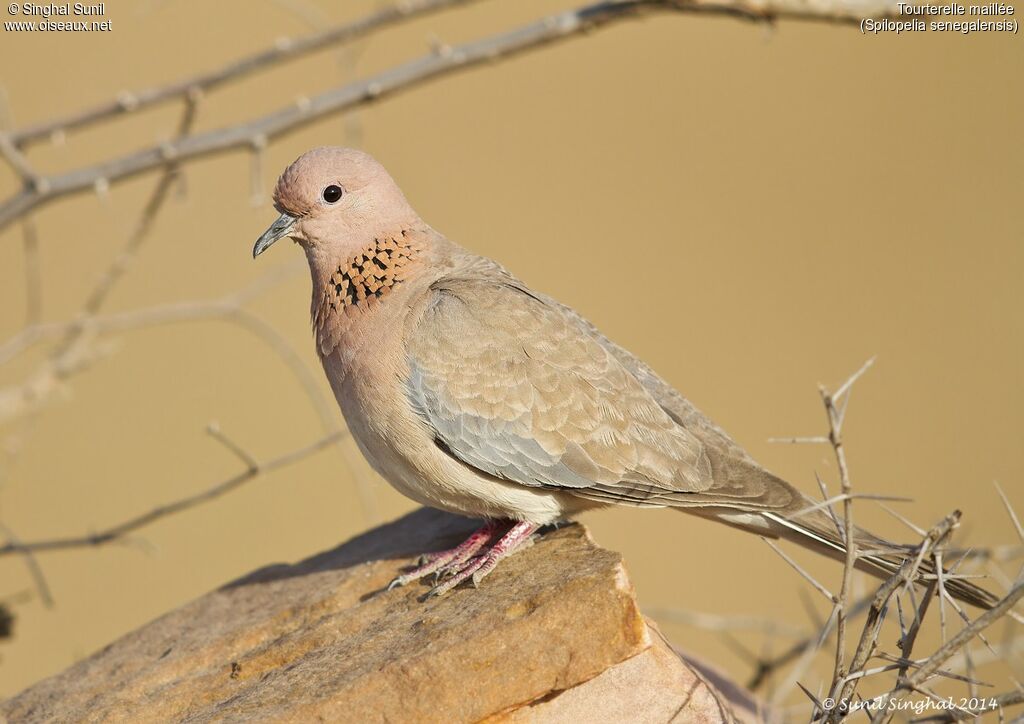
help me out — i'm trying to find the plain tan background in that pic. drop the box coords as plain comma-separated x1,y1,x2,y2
0,0,1021,708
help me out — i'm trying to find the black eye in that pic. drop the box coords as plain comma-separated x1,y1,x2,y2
322,185,343,203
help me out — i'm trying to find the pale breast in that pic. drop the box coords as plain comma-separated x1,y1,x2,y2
320,320,585,524
311,236,600,523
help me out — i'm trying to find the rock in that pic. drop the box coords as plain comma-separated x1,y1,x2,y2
503,624,769,724
2,509,764,723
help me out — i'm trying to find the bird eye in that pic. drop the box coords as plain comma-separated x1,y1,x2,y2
322,185,343,203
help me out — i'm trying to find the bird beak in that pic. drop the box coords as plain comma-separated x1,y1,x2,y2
253,212,296,258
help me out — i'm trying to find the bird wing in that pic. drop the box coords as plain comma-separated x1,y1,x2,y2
404,274,714,499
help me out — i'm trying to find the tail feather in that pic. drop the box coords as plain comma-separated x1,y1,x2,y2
668,457,1000,609
760,508,998,610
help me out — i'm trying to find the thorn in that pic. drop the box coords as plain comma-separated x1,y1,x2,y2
832,355,876,403
93,177,110,199
994,482,1023,545
116,90,139,112
158,141,178,161
428,33,452,58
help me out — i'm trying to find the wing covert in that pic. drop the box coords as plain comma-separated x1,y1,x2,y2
405,276,713,499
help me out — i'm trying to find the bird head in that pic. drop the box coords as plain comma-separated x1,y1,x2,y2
253,147,418,262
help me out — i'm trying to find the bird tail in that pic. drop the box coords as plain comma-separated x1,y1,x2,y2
680,483,998,609
762,506,996,609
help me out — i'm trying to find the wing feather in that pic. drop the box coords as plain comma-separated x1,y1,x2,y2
405,275,713,497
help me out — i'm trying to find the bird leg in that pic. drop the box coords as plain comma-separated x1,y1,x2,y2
387,520,500,590
424,521,540,599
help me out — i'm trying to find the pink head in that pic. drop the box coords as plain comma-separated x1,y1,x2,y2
253,147,420,264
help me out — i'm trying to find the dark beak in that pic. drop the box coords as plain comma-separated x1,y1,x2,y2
253,212,296,258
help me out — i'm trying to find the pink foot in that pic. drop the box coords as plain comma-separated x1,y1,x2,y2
424,521,540,598
388,520,499,590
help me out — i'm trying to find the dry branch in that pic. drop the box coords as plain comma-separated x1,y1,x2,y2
0,0,907,234
821,358,874,718
755,359,1021,720
867,583,1024,723
0,263,339,432
827,513,959,719
0,520,53,607
747,594,874,691
4,0,480,149
0,430,344,557
921,689,1024,722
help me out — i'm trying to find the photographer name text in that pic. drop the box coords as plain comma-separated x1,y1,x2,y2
5,3,110,32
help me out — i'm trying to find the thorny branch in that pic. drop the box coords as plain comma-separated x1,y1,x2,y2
828,513,959,717
867,584,1024,723
751,363,1023,720
821,357,874,720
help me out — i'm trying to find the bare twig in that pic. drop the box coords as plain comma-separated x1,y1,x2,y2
748,593,875,692
4,0,479,148
994,482,1024,545
0,0,910,234
763,538,836,602
0,263,341,435
768,435,830,445
206,422,259,472
880,502,928,537
869,583,1024,723
820,358,874,715
21,218,41,326
898,580,938,682
0,96,202,435
936,550,950,642
831,356,875,405
648,606,808,638
916,689,1024,722
829,513,959,717
76,94,199,323
770,603,840,707
814,473,844,539
790,492,911,521
943,637,1024,675
0,431,344,557
0,520,54,607
745,360,1018,717
0,133,38,183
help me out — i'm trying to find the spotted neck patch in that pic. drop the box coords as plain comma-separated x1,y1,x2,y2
322,233,420,318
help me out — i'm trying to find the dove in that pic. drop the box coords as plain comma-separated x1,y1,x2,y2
253,146,995,606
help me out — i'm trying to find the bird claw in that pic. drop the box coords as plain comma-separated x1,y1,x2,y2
387,575,409,591
388,550,475,593
392,521,540,599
